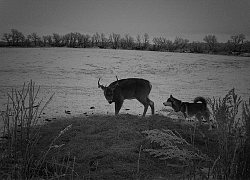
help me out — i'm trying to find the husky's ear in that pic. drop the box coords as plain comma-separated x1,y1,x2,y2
170,95,173,98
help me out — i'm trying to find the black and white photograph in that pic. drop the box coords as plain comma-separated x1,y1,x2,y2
0,0,250,179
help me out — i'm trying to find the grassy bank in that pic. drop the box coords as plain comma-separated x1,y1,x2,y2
0,82,249,179
1,111,219,179
1,114,218,179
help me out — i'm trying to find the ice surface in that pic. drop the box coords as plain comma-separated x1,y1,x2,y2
0,48,249,120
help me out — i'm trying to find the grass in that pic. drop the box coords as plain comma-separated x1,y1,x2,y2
0,83,249,179
207,88,250,179
24,114,218,180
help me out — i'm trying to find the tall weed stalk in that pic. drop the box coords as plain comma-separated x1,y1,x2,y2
207,88,250,179
0,81,55,179
235,98,250,179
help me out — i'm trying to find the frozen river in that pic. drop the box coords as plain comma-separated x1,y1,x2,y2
0,48,249,120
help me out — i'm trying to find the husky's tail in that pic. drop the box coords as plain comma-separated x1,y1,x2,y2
194,97,208,107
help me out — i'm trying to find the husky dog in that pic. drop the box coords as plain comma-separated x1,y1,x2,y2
163,95,212,130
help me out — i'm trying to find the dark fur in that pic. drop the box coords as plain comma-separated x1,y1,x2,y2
98,77,154,116
163,95,212,130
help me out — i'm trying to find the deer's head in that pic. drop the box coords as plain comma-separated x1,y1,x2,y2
98,76,119,104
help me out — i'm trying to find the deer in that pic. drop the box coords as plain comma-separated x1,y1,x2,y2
98,76,154,116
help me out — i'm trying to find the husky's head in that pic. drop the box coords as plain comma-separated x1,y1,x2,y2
163,95,182,112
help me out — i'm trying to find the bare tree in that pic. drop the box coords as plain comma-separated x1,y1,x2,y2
143,33,149,49
9,29,24,46
127,35,134,49
120,37,126,49
244,41,250,53
152,37,163,51
161,37,169,51
91,35,95,47
69,32,77,47
75,32,83,47
190,41,204,53
82,34,90,48
53,33,62,46
2,29,25,46
63,34,70,47
10,29,18,45
152,37,174,51
42,35,55,47
15,31,25,46
136,34,141,49
2,33,11,45
19,33,26,46
203,35,217,52
109,34,114,48
91,34,96,47
30,32,40,46
26,35,32,46
114,33,121,49
94,32,100,46
60,35,66,46
47,35,53,46
100,33,106,47
174,37,189,51
124,34,130,49
230,34,245,53
109,33,120,49
123,34,134,49
42,36,48,46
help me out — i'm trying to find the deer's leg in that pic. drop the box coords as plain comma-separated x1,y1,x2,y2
137,98,149,117
115,99,124,115
147,97,154,115
142,104,149,117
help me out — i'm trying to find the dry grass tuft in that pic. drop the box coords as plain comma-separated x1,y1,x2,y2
206,88,250,179
0,81,77,179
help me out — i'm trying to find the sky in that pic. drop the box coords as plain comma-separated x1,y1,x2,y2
0,0,250,43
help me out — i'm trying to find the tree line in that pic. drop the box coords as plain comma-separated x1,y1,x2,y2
1,29,250,55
